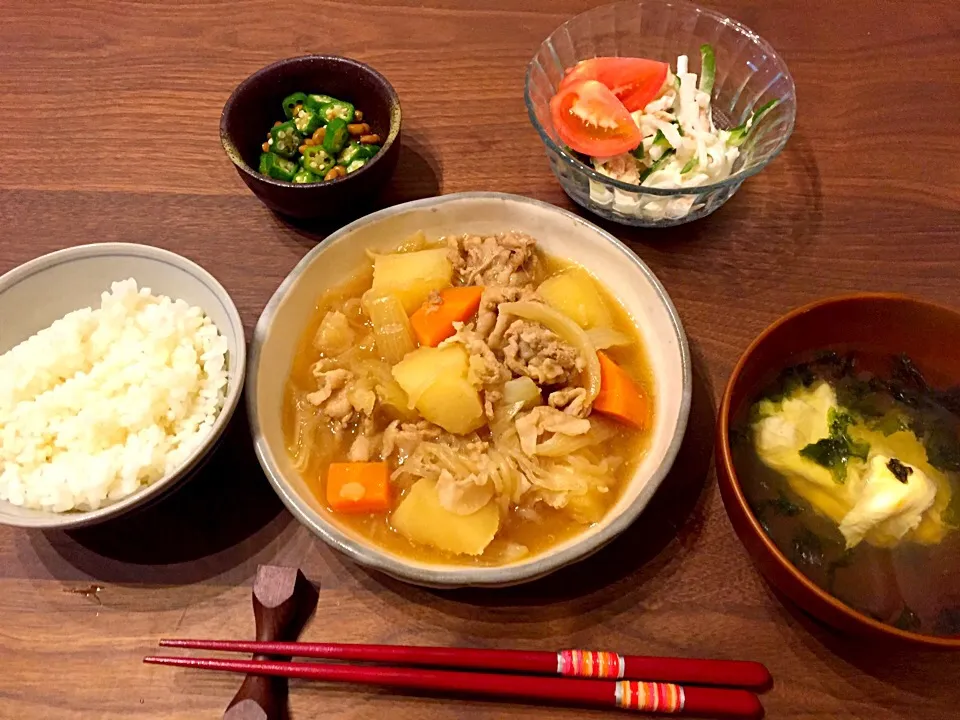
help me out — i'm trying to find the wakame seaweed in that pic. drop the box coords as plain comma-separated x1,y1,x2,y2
769,491,803,517
887,458,913,483
934,607,960,636
946,487,960,528
765,362,817,403
751,490,804,532
870,412,909,436
825,549,855,594
799,408,870,483
893,606,922,633
923,424,960,473
776,352,960,484
790,527,825,569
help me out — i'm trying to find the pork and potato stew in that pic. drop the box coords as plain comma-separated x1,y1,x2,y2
284,231,655,565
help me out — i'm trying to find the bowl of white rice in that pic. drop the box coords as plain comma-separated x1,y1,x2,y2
0,243,246,529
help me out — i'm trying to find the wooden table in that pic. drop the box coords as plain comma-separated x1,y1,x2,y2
1,0,958,717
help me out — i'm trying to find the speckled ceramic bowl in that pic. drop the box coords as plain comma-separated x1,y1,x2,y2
0,243,246,530
248,192,691,587
221,55,402,219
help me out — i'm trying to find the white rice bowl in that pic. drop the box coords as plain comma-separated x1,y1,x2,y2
0,279,229,513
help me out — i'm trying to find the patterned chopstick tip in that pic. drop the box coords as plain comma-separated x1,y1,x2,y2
557,649,626,679
614,681,685,713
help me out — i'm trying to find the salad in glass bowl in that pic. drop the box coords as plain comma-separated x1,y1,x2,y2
525,0,796,227
552,48,778,219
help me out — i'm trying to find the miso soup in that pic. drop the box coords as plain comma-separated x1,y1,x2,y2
732,351,960,636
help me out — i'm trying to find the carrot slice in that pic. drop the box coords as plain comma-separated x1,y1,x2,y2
326,462,391,513
593,351,650,429
409,286,484,347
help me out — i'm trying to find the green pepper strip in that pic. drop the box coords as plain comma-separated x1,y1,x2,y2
727,99,781,147
699,44,716,96
639,149,675,183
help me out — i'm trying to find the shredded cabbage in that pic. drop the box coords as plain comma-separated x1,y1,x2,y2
391,422,617,519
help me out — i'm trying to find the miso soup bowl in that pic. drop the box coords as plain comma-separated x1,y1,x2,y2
716,294,960,648
249,192,691,587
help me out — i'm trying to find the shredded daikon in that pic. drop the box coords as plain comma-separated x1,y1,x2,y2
588,45,776,221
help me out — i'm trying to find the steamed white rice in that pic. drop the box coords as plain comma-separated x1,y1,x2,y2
0,279,229,512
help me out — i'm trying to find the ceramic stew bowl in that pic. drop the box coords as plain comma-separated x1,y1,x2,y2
716,293,960,648
248,191,692,588
220,55,402,219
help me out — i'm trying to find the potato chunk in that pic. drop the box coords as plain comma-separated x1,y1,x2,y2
372,248,453,313
416,375,485,435
537,267,613,329
392,346,485,434
391,478,500,555
392,345,469,408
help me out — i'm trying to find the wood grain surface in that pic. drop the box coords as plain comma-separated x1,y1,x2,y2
1,0,959,718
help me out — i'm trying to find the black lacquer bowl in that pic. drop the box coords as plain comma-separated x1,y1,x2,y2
220,55,402,219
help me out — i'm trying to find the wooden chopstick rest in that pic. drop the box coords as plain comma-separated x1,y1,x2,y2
223,565,319,720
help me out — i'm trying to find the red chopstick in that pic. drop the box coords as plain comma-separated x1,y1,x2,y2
159,639,771,690
144,655,763,718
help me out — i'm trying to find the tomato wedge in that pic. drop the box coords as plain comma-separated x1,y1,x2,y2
560,57,669,112
549,80,642,157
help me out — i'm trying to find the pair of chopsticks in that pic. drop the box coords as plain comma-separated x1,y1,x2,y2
146,640,770,718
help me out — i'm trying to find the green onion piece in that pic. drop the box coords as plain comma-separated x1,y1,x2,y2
680,156,698,174
699,44,716,96
639,149,675,183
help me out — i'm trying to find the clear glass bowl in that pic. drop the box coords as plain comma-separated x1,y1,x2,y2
525,0,796,228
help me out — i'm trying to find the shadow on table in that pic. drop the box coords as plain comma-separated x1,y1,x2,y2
766,582,960,700
271,132,442,249
575,130,823,252
350,340,717,632
30,393,291,587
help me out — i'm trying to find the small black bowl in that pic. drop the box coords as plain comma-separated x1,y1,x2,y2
220,55,402,219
